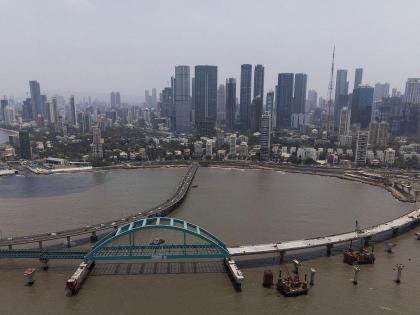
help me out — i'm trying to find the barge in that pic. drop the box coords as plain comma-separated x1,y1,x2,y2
66,260,95,296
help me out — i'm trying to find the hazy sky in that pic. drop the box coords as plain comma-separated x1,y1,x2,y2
1,0,419,102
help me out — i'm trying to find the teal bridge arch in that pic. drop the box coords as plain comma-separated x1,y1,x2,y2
85,217,230,260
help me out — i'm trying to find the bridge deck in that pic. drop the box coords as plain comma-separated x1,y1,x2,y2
0,164,199,247
227,209,420,256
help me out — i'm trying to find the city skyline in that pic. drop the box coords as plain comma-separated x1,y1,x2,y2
1,0,419,100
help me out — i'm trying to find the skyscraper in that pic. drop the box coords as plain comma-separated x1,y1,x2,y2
266,90,275,128
250,96,263,134
259,112,271,161
160,87,173,118
354,68,363,89
338,106,351,136
403,78,420,104
217,84,226,125
91,126,104,160
194,65,217,135
174,65,191,133
275,73,294,129
240,64,252,130
355,130,368,165
253,64,264,104
373,83,390,102
225,78,236,131
48,97,60,132
334,69,349,126
69,96,77,126
0,99,8,122
29,80,42,119
307,90,318,111
351,85,374,128
19,130,32,160
293,74,307,114
152,88,157,106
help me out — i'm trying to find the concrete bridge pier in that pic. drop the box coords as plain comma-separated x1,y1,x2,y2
40,258,49,270
279,250,285,264
326,244,333,256
392,227,399,236
90,231,98,243
38,241,43,249
66,236,71,248
364,236,372,247
8,244,12,250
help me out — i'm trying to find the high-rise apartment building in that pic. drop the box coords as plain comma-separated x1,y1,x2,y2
19,130,32,160
91,126,104,160
69,96,77,126
29,80,42,119
174,65,191,133
253,64,264,104
225,78,236,131
338,106,351,136
250,96,263,134
194,65,217,135
293,73,307,114
307,90,318,111
240,64,252,130
259,112,271,161
276,73,294,129
334,69,349,126
373,83,390,102
355,130,368,165
266,90,275,128
351,85,374,128
217,84,226,125
354,68,363,89
404,78,420,104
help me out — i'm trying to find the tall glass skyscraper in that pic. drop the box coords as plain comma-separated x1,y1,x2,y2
174,65,191,133
225,78,236,131
29,80,42,119
194,65,218,135
240,64,252,130
253,64,264,104
275,73,294,129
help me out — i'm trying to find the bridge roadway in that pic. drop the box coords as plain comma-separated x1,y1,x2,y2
0,163,199,248
227,209,420,257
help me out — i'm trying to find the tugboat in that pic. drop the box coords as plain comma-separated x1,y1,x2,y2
276,265,309,297
343,240,375,265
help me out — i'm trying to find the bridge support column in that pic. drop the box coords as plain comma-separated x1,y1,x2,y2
90,231,98,243
353,266,360,285
292,259,300,275
310,268,316,286
38,241,43,249
364,236,371,247
66,236,71,248
40,258,49,271
392,228,399,236
8,244,12,250
279,250,285,264
326,244,333,256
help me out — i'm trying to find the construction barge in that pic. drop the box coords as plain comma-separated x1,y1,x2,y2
343,239,375,265
276,263,309,297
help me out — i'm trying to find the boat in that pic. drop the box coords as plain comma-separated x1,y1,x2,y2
65,260,95,296
276,266,309,297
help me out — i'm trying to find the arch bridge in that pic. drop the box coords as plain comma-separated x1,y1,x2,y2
85,217,230,261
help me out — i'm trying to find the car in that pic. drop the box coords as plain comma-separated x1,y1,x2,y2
51,232,57,236
111,222,116,226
